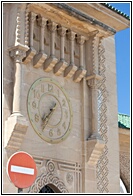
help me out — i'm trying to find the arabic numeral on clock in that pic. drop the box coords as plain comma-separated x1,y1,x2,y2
41,84,44,93
48,84,53,92
62,99,66,107
65,110,68,119
32,101,36,109
62,122,66,130
34,89,40,99
49,129,53,137
57,129,61,136
35,113,39,122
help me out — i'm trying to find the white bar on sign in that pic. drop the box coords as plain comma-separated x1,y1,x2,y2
11,165,34,175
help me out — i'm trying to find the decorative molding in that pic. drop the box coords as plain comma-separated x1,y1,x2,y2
23,12,37,64
96,38,109,193
29,172,68,193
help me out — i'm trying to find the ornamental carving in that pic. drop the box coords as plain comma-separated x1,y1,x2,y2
29,172,68,193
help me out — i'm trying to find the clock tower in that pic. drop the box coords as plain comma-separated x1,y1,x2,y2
3,3,130,193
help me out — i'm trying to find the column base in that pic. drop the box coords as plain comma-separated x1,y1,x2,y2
73,67,87,82
64,64,77,78
33,52,47,68
23,47,36,65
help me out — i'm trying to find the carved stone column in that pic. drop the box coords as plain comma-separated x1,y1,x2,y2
4,45,29,151
86,74,105,165
64,30,77,78
23,12,37,64
73,35,87,82
85,33,105,165
43,21,58,72
9,45,28,116
54,26,68,76
33,15,47,68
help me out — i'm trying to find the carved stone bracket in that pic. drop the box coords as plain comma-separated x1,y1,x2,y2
86,74,103,88
43,55,58,72
23,47,36,65
86,136,105,166
73,67,87,83
54,59,68,76
4,115,29,151
33,52,47,68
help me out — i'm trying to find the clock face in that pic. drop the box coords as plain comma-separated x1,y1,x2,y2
27,78,73,143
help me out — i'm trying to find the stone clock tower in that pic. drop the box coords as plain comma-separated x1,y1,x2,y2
3,3,130,193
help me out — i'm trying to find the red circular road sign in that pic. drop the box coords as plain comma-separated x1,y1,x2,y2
7,151,37,188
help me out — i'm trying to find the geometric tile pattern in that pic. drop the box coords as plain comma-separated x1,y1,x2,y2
96,39,109,192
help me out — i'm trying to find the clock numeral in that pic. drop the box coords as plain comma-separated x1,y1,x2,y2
34,90,40,99
48,84,53,92
57,129,61,136
65,110,68,119
35,113,39,122
49,129,53,137
41,84,45,93
32,101,36,109
62,99,66,107
62,122,66,130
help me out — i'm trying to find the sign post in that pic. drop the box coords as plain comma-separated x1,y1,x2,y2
7,151,37,192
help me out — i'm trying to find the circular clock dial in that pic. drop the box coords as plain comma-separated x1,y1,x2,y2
27,78,72,143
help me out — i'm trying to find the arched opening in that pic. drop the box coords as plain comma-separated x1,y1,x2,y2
39,183,61,193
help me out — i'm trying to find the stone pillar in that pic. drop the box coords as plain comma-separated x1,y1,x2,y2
23,12,37,64
4,45,29,151
85,33,105,165
9,45,28,116
73,35,87,82
64,29,77,78
43,20,58,72
33,15,47,68
54,26,68,76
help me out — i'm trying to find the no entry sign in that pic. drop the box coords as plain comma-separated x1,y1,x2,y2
7,151,37,188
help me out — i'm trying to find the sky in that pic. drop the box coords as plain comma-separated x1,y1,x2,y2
109,3,130,116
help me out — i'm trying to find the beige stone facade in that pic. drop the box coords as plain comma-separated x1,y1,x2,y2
3,3,130,193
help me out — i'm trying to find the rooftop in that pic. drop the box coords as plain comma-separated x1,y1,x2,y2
118,114,130,129
101,3,130,20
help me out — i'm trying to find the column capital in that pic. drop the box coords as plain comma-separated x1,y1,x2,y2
76,35,86,45
47,20,57,32
29,12,37,23
67,29,76,41
57,26,67,37
37,15,47,28
9,44,29,62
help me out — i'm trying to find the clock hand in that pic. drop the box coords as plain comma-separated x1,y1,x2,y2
42,103,57,131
